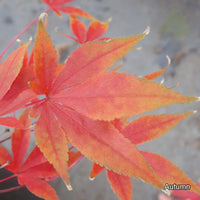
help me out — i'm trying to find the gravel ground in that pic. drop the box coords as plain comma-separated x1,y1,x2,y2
0,0,200,199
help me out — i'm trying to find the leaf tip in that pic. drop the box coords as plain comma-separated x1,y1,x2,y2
143,26,150,35
66,184,73,191
160,77,165,85
138,178,145,183
29,36,33,42
16,38,22,43
89,177,95,181
193,110,198,114
105,39,112,43
107,17,112,23
39,12,48,21
166,55,171,66
161,189,171,196
135,46,143,51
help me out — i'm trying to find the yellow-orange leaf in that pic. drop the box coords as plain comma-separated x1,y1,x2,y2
86,20,109,42
144,67,168,80
53,72,197,120
90,163,105,180
34,19,58,94
0,44,28,100
107,170,132,200
18,177,59,200
122,112,193,145
140,151,200,195
51,34,146,93
50,102,164,189
35,103,70,189
70,15,86,43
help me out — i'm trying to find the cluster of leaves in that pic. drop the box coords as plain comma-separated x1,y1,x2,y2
0,0,199,199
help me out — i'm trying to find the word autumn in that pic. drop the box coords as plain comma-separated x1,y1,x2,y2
164,183,191,190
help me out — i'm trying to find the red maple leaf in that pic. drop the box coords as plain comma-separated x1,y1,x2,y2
0,42,37,129
89,112,200,200
23,16,200,198
0,109,82,200
41,0,96,19
59,15,110,44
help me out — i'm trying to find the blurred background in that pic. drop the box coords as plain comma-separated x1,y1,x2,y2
0,0,200,199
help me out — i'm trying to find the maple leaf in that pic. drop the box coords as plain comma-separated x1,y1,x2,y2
88,112,200,200
27,18,199,199
0,42,37,128
0,43,27,101
41,0,96,19
90,163,132,200
61,15,109,44
0,109,82,200
0,109,59,200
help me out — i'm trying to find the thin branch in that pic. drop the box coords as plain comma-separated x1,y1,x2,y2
0,174,16,183
0,136,11,144
0,185,25,194
0,8,51,61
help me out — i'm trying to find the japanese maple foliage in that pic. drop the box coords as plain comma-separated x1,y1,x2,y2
0,1,200,200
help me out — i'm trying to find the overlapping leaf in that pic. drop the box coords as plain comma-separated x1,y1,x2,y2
90,163,132,200
51,33,146,93
49,102,163,189
68,15,109,44
33,19,58,94
41,0,96,19
0,109,81,199
0,109,59,200
34,102,70,189
0,43,28,101
53,72,197,120
0,47,37,117
121,112,193,145
107,170,132,200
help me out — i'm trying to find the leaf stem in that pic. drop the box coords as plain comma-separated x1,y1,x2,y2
0,185,25,194
0,136,11,144
0,8,51,61
0,174,16,183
